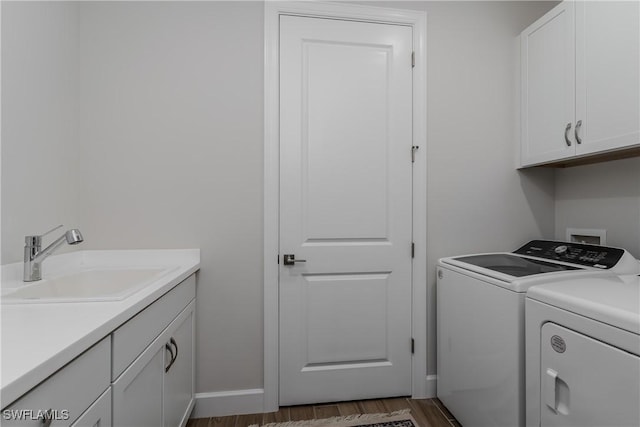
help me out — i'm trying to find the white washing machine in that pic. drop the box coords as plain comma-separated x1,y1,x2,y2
436,240,639,427
525,273,640,427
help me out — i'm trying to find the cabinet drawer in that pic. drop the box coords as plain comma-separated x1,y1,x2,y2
2,337,110,427
70,388,111,427
111,274,195,380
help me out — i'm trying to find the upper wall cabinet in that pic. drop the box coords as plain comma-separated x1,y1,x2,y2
520,1,639,168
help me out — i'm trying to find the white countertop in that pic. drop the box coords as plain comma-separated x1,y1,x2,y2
0,249,200,408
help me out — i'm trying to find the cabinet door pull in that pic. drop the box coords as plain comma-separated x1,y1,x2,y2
165,342,175,373
564,122,572,146
170,337,179,363
575,120,582,144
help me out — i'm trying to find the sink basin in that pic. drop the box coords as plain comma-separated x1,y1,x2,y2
1,268,175,304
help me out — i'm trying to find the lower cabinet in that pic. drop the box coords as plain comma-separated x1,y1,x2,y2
112,299,195,427
1,275,196,427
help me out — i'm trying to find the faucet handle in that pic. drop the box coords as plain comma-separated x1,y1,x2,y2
25,225,64,246
25,225,67,248
40,224,64,238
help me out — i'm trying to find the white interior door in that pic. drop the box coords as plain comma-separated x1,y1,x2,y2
279,15,414,405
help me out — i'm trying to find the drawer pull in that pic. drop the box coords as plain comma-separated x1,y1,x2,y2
41,409,53,427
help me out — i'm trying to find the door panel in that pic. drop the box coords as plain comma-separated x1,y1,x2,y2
279,15,413,405
305,273,389,365
304,41,390,239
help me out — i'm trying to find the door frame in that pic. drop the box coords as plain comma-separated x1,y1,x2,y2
264,1,428,412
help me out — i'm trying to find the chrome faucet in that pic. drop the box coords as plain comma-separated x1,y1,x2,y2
24,225,84,282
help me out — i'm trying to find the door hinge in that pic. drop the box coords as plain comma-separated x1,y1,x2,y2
411,51,415,68
411,145,419,163
411,338,415,354
277,254,279,264
411,242,415,258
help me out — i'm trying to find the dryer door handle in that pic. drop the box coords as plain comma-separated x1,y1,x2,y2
544,368,558,412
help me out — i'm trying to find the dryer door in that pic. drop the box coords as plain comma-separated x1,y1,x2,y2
540,322,640,427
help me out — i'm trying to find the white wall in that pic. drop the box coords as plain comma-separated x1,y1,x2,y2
555,157,640,259
75,0,557,390
424,0,557,375
77,1,265,392
2,0,558,399
1,1,82,264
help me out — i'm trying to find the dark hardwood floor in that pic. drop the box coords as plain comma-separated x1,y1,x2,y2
187,397,460,427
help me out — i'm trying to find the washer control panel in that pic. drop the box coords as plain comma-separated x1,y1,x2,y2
514,240,625,269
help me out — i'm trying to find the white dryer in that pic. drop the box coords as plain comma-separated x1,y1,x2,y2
436,240,638,427
525,274,640,427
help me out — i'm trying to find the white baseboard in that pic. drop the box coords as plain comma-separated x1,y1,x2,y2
191,388,264,418
426,375,437,398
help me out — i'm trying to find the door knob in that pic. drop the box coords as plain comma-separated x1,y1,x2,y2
283,254,306,266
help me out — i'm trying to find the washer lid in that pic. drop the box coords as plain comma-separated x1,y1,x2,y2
454,254,581,277
527,275,640,335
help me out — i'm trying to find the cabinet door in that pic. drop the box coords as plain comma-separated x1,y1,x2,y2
112,341,165,427
540,323,640,427
575,1,640,155
163,301,195,427
520,2,575,166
